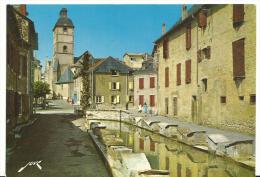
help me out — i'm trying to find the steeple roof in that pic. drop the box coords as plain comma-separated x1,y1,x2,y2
53,8,74,31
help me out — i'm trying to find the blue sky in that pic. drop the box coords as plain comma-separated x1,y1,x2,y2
27,5,191,65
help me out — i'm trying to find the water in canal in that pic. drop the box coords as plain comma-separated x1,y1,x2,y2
95,120,254,177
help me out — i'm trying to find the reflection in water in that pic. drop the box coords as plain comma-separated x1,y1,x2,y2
97,120,254,177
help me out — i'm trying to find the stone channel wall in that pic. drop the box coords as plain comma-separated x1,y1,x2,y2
85,110,254,167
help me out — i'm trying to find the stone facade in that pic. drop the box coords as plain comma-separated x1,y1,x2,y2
156,5,255,134
52,8,75,99
33,58,41,82
44,59,53,98
6,5,38,145
134,71,157,114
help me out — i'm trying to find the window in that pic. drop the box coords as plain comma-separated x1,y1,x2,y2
128,81,133,90
220,96,226,104
139,138,144,150
18,94,22,115
165,67,169,87
130,57,136,62
186,24,191,50
232,38,245,79
173,97,177,116
139,95,144,106
250,94,256,104
150,77,155,88
165,157,169,170
23,57,27,77
177,63,181,86
111,69,119,76
110,82,120,90
203,46,211,59
165,97,169,115
139,78,144,89
19,57,23,78
150,141,155,152
96,96,104,103
129,95,134,103
197,49,202,63
239,96,244,101
150,95,155,107
185,60,191,84
63,45,68,53
111,95,120,104
186,168,192,177
202,78,207,92
233,4,244,27
198,10,207,28
177,163,182,177
163,39,169,59
63,27,67,32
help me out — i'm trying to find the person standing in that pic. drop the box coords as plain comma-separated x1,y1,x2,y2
143,102,148,113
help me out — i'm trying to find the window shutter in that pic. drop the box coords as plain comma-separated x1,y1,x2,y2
139,138,144,150
139,78,144,89
150,77,155,88
185,60,191,84
232,38,245,79
150,141,155,151
233,4,244,26
165,67,169,87
139,95,144,106
197,50,202,63
198,10,207,28
150,95,155,107
116,95,120,103
163,39,169,59
186,24,191,50
109,82,111,90
116,82,120,90
177,63,181,86
101,96,104,103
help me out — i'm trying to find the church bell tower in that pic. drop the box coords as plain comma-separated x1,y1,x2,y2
53,8,74,74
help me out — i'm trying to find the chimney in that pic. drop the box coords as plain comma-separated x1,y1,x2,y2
60,8,68,17
182,5,188,20
19,5,27,16
162,23,166,34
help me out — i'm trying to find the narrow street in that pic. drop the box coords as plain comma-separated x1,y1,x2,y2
6,100,110,177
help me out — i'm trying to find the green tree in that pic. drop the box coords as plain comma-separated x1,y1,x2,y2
78,52,91,110
33,81,51,108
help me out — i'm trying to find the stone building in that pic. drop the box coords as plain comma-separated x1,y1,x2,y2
6,5,38,146
123,53,151,69
52,8,74,99
44,58,53,98
33,58,42,82
74,52,134,109
155,5,255,134
134,58,158,114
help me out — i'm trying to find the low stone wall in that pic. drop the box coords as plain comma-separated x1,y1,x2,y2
85,110,255,168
